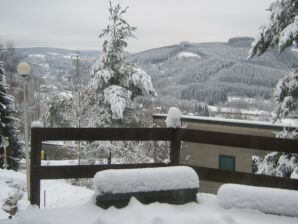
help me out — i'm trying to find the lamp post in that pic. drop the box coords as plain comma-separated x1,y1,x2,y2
17,62,31,200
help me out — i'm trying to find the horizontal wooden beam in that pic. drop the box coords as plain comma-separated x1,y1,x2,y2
32,163,171,179
178,129,298,153
190,165,298,190
31,128,174,141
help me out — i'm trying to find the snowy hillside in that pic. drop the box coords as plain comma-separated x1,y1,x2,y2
15,47,100,89
131,37,298,108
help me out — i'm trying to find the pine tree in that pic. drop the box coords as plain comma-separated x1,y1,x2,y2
248,0,298,58
82,1,157,164
249,0,298,178
248,0,298,119
0,61,22,170
84,1,156,128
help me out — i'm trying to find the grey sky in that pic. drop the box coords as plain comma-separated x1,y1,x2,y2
0,0,273,53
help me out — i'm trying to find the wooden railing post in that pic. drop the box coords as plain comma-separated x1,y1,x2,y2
170,128,181,164
30,128,42,207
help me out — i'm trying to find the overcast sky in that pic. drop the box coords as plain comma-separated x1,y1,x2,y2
0,0,273,53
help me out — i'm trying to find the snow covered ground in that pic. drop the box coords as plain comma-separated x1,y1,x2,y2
1,168,298,224
10,193,298,224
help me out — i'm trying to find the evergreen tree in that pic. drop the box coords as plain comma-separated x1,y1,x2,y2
248,0,298,58
249,0,298,178
84,1,156,128
248,0,298,119
82,1,156,163
0,61,22,170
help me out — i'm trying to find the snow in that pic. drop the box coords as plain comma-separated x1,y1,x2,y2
165,107,181,128
177,51,201,59
31,120,43,128
291,167,298,179
11,193,298,224
0,168,93,219
93,166,199,196
279,16,298,50
1,169,298,224
103,85,132,119
217,184,298,217
131,68,157,96
155,113,298,129
39,180,93,209
28,54,46,58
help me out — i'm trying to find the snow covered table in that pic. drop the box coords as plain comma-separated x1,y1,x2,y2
93,166,199,208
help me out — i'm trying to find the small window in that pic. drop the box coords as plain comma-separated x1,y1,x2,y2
219,155,235,171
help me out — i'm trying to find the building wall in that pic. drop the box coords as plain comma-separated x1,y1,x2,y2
153,116,281,194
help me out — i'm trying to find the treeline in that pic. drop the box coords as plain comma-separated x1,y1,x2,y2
181,83,228,105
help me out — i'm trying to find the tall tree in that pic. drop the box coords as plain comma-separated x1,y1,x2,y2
248,0,298,120
0,61,22,170
84,1,156,128
249,0,298,178
83,1,157,163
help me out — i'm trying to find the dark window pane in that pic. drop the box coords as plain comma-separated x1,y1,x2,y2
219,155,235,171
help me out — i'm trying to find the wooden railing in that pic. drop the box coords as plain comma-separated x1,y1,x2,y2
30,127,298,206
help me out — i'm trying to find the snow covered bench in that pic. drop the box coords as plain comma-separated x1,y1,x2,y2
217,184,298,217
93,166,199,209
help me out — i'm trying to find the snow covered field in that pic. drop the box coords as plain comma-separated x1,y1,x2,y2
1,168,298,224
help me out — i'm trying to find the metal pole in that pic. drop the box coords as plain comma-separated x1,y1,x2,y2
23,80,30,200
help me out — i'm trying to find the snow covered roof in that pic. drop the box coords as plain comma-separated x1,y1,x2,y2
153,114,298,130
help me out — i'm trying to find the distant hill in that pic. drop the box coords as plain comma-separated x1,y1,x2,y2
15,47,100,88
130,37,298,106
15,38,298,109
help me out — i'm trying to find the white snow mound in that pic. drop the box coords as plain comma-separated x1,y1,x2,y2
165,107,182,128
217,184,298,217
93,166,199,195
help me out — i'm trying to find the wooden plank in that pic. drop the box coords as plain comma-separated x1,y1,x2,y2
31,128,173,141
170,128,181,164
33,163,172,179
30,130,42,207
190,165,298,190
178,129,298,153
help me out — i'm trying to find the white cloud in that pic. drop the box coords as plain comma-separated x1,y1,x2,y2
0,0,273,52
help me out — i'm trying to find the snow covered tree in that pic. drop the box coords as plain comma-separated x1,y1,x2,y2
194,102,209,116
44,91,74,128
0,61,22,170
82,1,157,164
248,0,298,119
84,1,156,128
248,0,298,58
249,0,298,178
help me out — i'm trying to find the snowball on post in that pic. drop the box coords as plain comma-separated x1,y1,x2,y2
165,107,182,128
